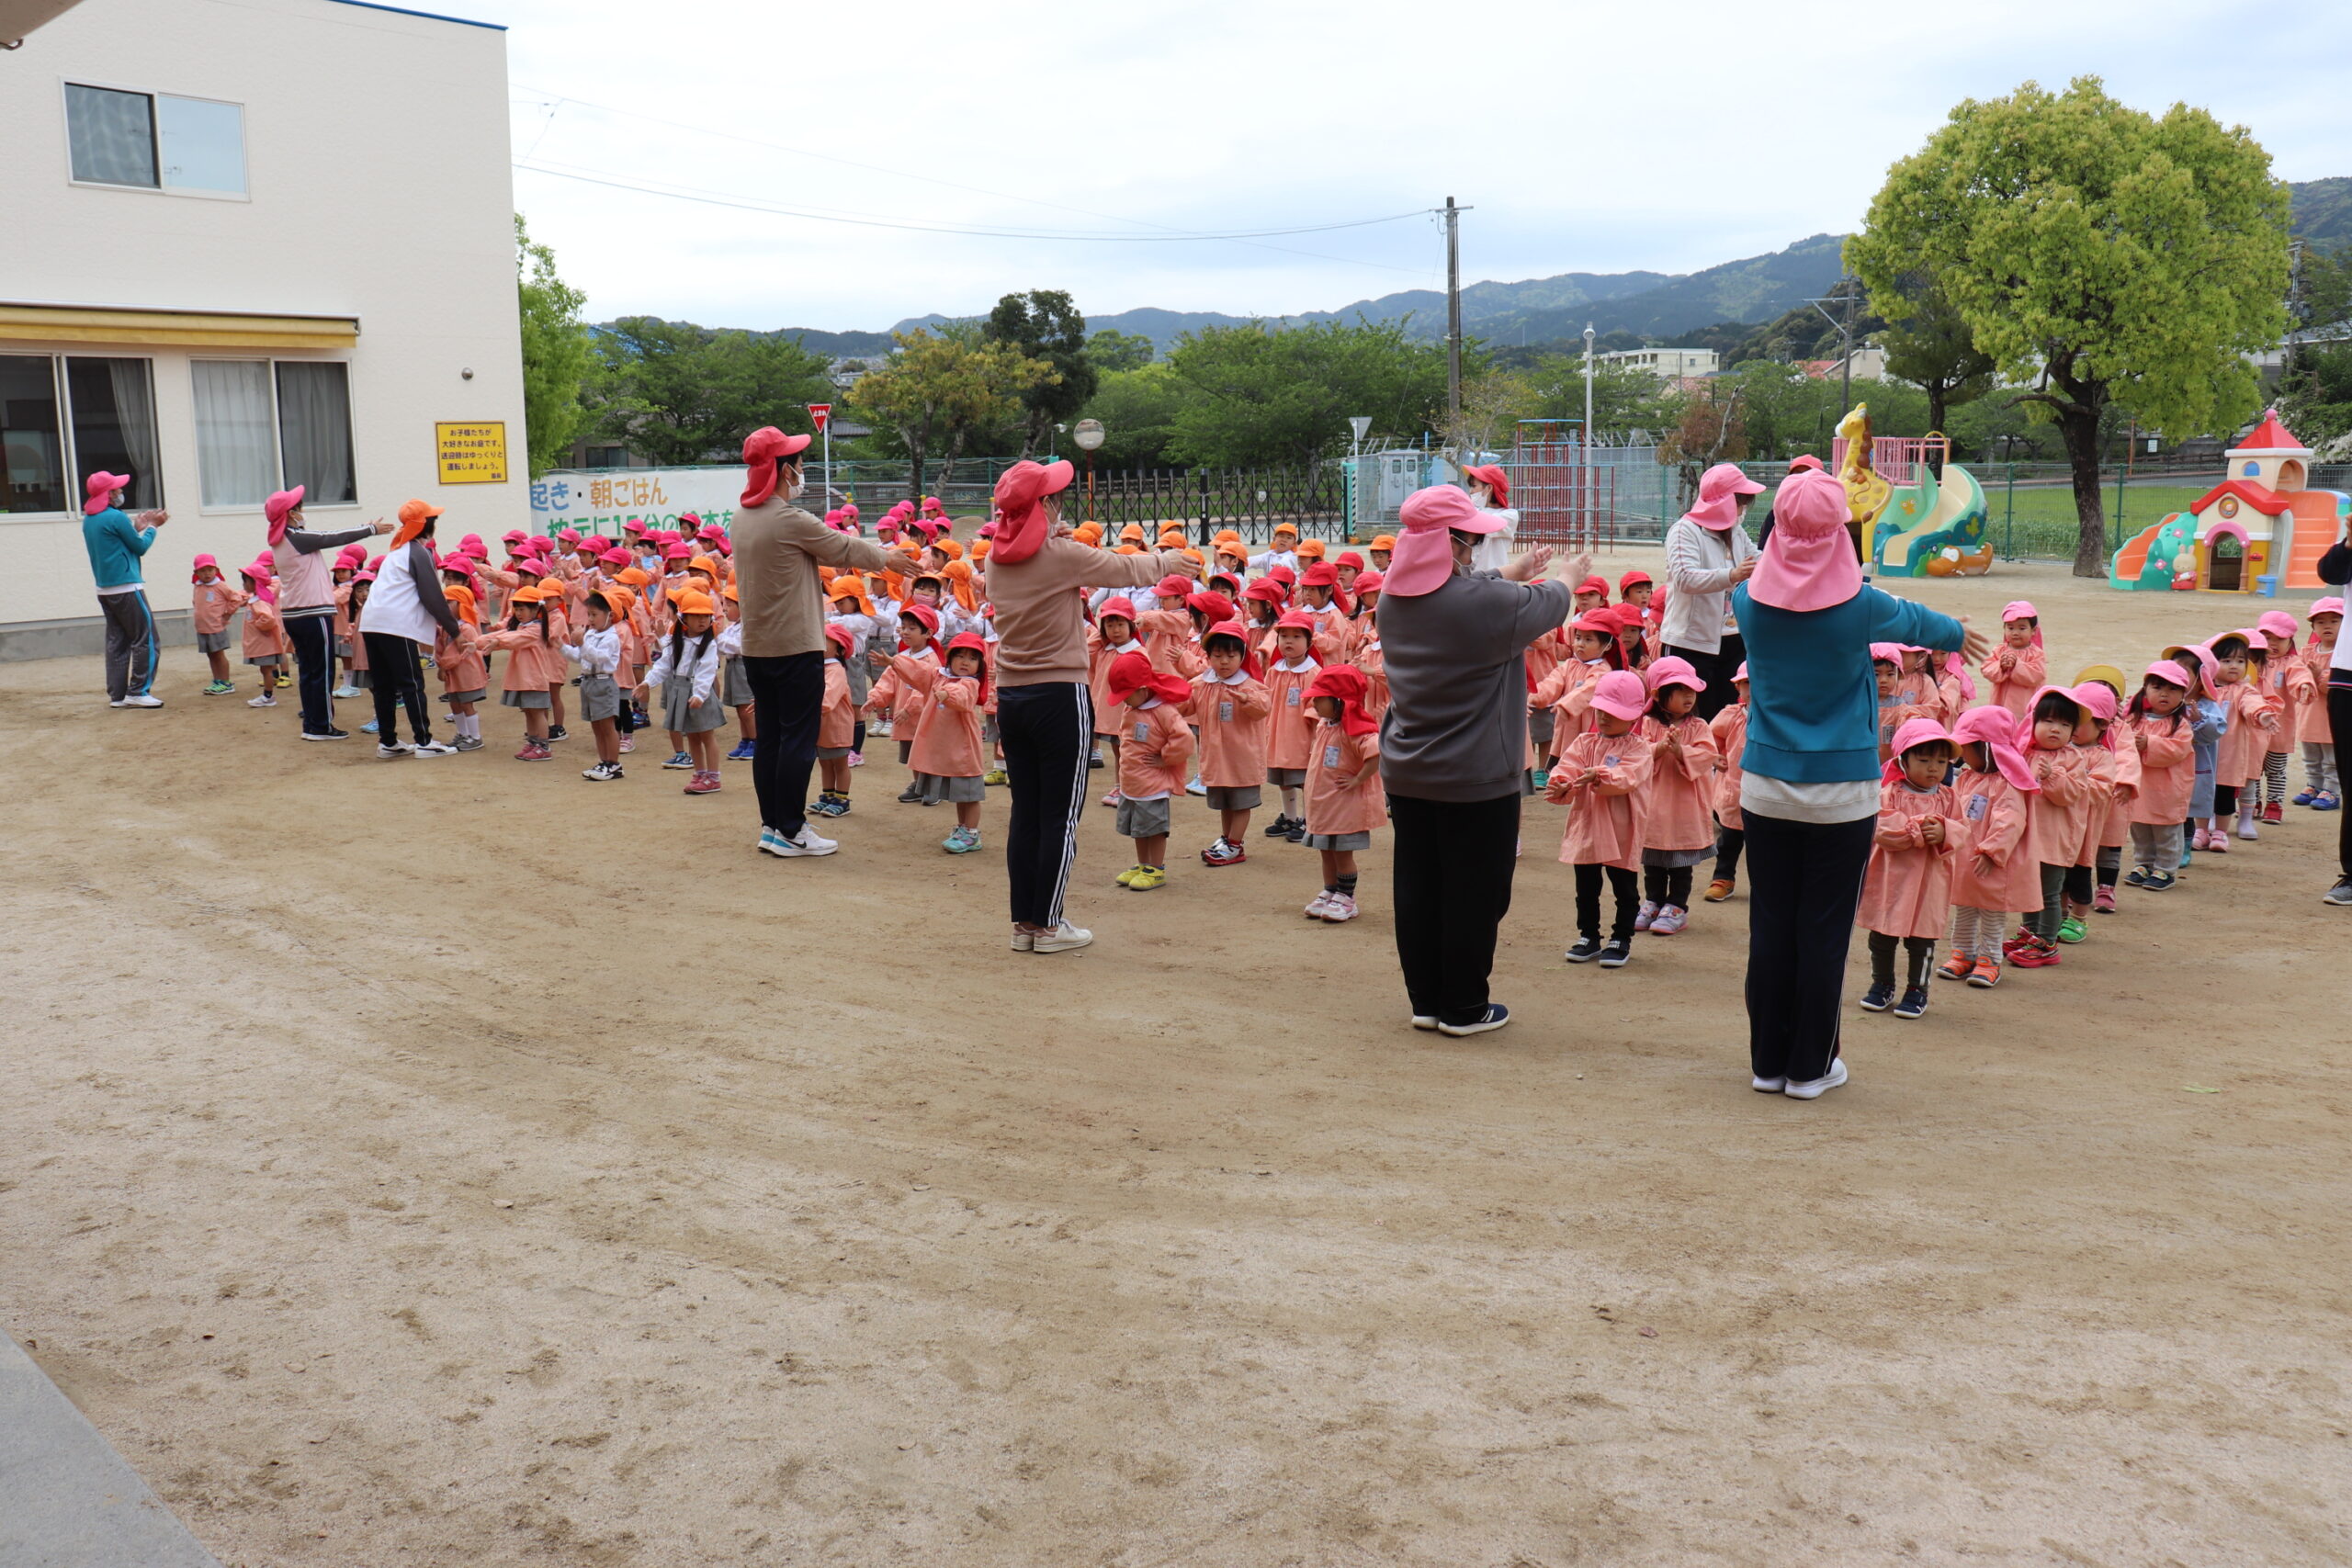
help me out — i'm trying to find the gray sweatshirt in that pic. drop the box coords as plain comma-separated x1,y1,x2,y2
1377,570,1574,802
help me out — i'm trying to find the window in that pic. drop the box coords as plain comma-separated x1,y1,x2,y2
65,83,245,197
190,360,358,510
276,363,355,506
1,354,161,516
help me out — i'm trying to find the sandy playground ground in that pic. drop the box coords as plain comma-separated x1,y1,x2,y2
3,555,2348,1567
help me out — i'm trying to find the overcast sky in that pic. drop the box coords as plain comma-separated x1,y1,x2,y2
476,0,2348,334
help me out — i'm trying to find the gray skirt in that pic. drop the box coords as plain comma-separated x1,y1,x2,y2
334,637,354,659
581,671,623,723
1304,830,1371,852
198,628,233,654
501,688,551,710
662,672,722,734
440,687,486,705
721,656,754,707
1642,844,1714,868
916,771,985,804
844,656,872,705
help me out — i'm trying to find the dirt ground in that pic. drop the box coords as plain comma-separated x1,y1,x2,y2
4,557,2348,1568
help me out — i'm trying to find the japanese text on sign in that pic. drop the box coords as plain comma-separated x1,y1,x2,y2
435,422,509,485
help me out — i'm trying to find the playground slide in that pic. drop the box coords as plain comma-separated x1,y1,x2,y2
2282,491,2349,590
2110,518,2165,590
1875,462,1988,575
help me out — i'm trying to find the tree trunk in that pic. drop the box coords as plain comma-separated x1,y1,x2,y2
906,417,929,503
2056,401,2107,578
1926,387,1948,476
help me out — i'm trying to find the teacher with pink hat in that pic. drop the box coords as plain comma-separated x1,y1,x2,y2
1661,461,1765,723
1730,468,1987,1100
1377,483,1589,1037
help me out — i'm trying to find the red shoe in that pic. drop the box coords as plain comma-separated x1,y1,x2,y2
684,769,721,795
2262,800,2284,825
2008,938,2062,968
515,741,552,761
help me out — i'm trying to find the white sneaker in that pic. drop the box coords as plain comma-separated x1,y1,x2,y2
1029,921,1093,953
377,741,413,758
119,693,164,708
1304,891,1336,919
1010,927,1036,952
1321,892,1359,922
1751,1075,1787,1093
413,739,457,756
1185,776,1208,796
1410,1014,1439,1031
764,824,838,858
1783,1058,1849,1100
248,694,277,707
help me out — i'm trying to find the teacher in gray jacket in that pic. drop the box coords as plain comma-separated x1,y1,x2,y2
1378,484,1588,1038
1660,461,1763,722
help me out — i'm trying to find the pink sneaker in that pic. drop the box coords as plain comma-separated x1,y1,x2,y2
1649,904,1688,935
1633,899,1659,932
1304,890,1336,919
618,734,635,754
516,741,551,761
1320,892,1359,922
1101,789,1123,808
2206,829,2230,854
848,750,865,768
684,769,721,795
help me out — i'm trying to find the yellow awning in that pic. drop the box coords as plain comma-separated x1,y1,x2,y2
0,302,359,349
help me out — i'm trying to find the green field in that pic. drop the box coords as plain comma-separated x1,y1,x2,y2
1987,482,2211,560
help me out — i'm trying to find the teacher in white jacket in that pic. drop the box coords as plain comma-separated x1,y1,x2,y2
1660,461,1763,722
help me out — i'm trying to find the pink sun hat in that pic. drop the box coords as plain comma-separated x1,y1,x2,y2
1589,669,1650,722
1683,462,1765,530
2308,597,2343,618
83,470,131,515
1747,467,1860,612
1951,705,2038,792
1645,654,1706,694
1385,484,1503,598
1881,715,1957,782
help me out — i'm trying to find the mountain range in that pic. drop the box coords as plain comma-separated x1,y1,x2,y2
767,179,2345,359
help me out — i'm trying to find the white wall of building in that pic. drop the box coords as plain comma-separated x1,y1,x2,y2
0,0,524,646
1596,347,1720,378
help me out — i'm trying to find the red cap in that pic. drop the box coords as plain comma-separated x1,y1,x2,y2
1155,573,1193,599
1273,609,1317,632
741,426,813,506
1576,576,1610,597
1097,595,1137,624
1300,562,1340,588
1617,569,1652,592
1304,663,1378,735
898,602,941,637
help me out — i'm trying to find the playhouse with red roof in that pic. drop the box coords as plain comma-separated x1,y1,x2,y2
2110,411,2350,592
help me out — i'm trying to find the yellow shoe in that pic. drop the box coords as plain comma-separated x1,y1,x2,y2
1114,864,1143,887
1128,865,1167,891
983,767,1009,785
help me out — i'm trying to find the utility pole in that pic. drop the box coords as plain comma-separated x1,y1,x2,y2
1583,323,1597,547
1443,197,1465,448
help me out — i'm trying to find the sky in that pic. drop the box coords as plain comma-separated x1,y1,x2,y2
470,0,2351,334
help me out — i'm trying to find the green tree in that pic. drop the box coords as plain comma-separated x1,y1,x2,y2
1074,364,1193,468
1871,274,1996,445
514,215,594,478
1521,355,1679,439
1087,328,1157,373
848,330,1051,499
983,289,1098,457
1163,319,1452,467
589,318,834,468
1849,76,2291,575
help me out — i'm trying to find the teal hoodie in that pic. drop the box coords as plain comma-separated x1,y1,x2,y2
1733,583,1966,784
81,506,155,590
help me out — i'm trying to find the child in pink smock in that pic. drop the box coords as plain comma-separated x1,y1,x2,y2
1183,621,1272,865
811,624,858,819
1261,613,1322,841
1706,663,1750,902
2297,599,2341,808
2121,660,2198,890
1980,601,2046,720
2202,630,2281,846
1859,716,1961,1018
890,631,989,852
1939,705,2041,989
2071,682,2132,916
238,558,287,707
189,555,248,695
1086,598,1146,806
1633,657,1721,937
1299,664,1385,923
1106,649,1195,889
1549,670,1654,967
2253,608,2313,823
2006,686,2091,969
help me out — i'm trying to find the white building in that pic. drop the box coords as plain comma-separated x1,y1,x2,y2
0,0,526,658
1595,347,1719,378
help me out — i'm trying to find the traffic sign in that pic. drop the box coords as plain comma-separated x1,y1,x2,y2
808,403,831,432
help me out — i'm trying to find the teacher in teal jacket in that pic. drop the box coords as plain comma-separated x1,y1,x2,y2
1730,468,1987,1100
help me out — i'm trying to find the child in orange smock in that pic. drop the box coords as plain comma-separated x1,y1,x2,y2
1106,650,1195,889
811,624,859,818
1549,670,1654,967
1184,621,1272,865
1859,717,1962,1018
1634,657,1721,937
474,585,568,760
238,558,288,707
867,604,943,799
2006,687,2090,968
1939,705,2041,989
1261,613,1322,843
1086,598,1147,807
189,555,247,694
1299,664,1385,923
435,570,490,751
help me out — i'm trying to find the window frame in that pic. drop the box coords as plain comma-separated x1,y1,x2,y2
188,355,361,514
60,77,250,203
0,352,164,524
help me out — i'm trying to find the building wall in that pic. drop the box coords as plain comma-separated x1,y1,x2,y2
0,0,524,653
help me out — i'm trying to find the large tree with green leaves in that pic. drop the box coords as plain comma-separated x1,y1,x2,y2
514,216,594,478
1849,76,2290,575
983,289,1098,457
1163,319,1452,468
588,318,835,468
848,329,1052,499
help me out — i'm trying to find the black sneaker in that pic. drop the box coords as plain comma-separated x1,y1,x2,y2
1893,986,1928,1020
1564,936,1604,964
1598,938,1632,968
300,727,350,741
1088,750,1105,770
2325,878,2352,908
545,725,569,741
1284,821,1306,844
1437,1003,1510,1037
1261,815,1293,839
2123,866,2151,888
898,784,923,804
1860,979,1895,1012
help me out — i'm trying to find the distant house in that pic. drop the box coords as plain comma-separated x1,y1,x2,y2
1595,347,1718,378
1795,346,1889,383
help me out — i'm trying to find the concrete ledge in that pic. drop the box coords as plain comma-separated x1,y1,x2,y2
0,610,194,663
0,1334,222,1567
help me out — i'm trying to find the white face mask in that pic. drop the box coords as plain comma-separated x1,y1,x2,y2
786,473,807,501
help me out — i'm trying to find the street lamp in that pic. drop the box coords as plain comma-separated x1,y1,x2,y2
1072,417,1105,522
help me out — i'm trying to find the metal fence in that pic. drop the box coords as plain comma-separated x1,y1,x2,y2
1074,464,1349,547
